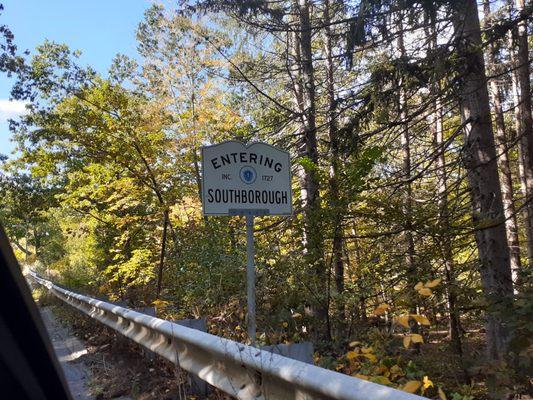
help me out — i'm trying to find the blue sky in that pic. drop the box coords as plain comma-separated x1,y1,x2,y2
0,0,152,157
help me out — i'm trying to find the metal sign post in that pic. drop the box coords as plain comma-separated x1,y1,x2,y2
245,214,256,345
201,141,292,346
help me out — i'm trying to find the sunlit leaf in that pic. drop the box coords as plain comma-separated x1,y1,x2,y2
397,314,410,328
438,387,447,400
346,351,359,360
362,353,377,363
374,364,388,375
371,376,392,385
411,333,424,344
403,335,411,348
423,375,434,389
425,278,442,288
411,314,430,326
390,364,404,377
372,303,390,316
418,287,432,296
402,380,422,393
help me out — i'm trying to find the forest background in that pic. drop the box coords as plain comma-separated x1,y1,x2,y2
1,0,533,398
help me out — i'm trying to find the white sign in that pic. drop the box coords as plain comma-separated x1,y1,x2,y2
201,141,292,216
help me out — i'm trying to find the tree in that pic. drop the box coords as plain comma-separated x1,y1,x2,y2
451,0,514,362
511,0,533,268
12,43,178,298
0,3,21,75
483,0,522,285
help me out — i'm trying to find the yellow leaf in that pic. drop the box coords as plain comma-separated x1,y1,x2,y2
402,380,422,393
335,363,345,371
411,333,424,344
235,325,241,331
362,353,377,363
346,351,358,360
414,281,424,290
418,287,433,296
349,341,362,347
438,387,448,400
403,335,411,348
371,376,392,385
425,278,442,288
397,314,411,328
372,303,390,316
354,374,368,380
423,376,434,389
374,365,388,375
361,347,373,354
292,313,302,319
411,314,431,326
390,364,404,377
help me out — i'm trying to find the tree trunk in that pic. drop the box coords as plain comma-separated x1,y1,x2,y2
484,0,522,286
513,0,533,269
349,223,367,323
190,92,203,202
426,9,464,356
296,0,329,339
397,15,419,344
434,96,464,355
323,0,345,330
452,0,514,362
156,209,169,297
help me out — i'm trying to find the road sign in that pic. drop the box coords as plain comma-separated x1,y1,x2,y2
201,141,292,216
201,141,292,346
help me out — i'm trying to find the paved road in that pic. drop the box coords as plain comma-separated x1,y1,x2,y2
40,307,93,400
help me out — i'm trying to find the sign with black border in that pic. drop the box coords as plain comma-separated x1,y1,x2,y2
201,141,292,216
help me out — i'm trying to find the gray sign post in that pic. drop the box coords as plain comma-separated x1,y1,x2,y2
201,141,292,345
246,214,256,344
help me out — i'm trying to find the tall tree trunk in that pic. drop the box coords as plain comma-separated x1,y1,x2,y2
397,15,419,344
452,0,514,362
296,0,329,339
484,0,522,286
349,223,367,323
323,0,345,331
434,95,464,356
190,91,203,202
426,8,464,356
509,27,528,262
156,209,169,297
513,0,533,269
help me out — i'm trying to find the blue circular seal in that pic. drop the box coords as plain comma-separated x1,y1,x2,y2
239,166,257,184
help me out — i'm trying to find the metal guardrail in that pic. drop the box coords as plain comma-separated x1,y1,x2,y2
29,271,427,400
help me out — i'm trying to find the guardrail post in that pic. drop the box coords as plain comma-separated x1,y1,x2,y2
262,341,314,364
174,318,209,398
